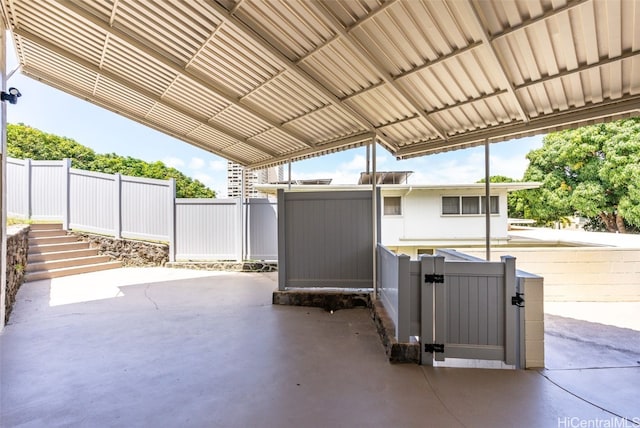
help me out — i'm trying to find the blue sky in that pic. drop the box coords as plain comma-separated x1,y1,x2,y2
5,36,543,197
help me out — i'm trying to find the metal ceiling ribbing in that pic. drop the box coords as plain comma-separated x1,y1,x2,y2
2,0,639,169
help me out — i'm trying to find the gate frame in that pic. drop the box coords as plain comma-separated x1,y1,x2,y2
421,255,520,367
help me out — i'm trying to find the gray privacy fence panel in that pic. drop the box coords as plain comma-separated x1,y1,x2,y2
6,157,29,218
69,169,116,235
30,159,69,221
175,199,241,261
121,176,173,241
247,199,277,260
377,244,422,342
278,190,373,289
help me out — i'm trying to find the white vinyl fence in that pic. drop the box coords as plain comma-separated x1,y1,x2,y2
7,157,277,262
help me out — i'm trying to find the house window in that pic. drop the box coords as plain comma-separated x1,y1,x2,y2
442,196,499,215
384,196,402,215
481,196,500,214
442,196,460,214
462,196,479,214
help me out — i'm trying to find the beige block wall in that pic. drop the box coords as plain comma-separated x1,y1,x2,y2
460,248,640,302
522,276,544,368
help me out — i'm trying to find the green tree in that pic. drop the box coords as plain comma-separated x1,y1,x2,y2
7,123,216,198
522,118,640,233
477,175,531,219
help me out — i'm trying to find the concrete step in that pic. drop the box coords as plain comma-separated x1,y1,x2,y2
29,223,63,231
27,255,112,272
24,261,123,282
29,229,69,238
29,241,90,254
28,248,99,263
29,235,78,246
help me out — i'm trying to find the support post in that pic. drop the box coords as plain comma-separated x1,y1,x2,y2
277,189,286,291
0,21,7,329
484,139,491,261
371,138,377,298
288,159,291,191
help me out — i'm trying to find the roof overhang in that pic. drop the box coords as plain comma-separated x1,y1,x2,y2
2,0,639,168
256,182,541,196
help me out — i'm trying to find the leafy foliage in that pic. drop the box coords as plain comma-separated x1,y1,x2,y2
522,118,640,232
7,123,216,198
477,175,530,219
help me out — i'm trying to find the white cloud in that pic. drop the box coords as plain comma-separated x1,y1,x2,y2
163,156,184,169
189,157,205,170
209,159,227,171
193,172,227,198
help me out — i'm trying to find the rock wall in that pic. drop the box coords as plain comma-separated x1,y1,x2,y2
166,261,277,272
5,225,29,324
73,233,169,267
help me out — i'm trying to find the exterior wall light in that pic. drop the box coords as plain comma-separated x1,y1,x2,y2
1,87,21,104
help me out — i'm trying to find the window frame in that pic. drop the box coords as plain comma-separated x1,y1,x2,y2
383,195,403,216
442,195,500,216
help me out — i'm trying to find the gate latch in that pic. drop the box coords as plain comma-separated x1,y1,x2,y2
424,343,445,353
424,274,445,283
511,292,525,308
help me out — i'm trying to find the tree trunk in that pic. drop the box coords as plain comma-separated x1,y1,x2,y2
615,213,627,234
599,212,618,233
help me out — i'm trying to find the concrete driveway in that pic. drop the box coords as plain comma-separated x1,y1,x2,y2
1,268,638,428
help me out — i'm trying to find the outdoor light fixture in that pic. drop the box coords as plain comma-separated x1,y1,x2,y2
1,87,22,104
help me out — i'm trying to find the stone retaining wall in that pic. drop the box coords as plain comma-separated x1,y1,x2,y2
167,261,277,273
73,233,169,267
5,225,29,324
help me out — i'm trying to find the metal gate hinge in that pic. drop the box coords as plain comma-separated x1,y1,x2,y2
511,292,524,308
424,343,445,353
424,274,444,283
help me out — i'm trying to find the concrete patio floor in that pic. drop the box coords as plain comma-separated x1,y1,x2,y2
1,268,638,428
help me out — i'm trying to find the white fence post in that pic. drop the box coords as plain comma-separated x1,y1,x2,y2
421,256,435,366
236,198,243,262
62,158,70,230
24,158,31,219
113,173,121,238
168,178,176,262
502,255,517,366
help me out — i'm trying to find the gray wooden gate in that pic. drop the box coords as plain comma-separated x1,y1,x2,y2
421,255,518,366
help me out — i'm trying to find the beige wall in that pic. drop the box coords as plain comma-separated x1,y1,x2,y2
460,248,640,302
522,276,544,368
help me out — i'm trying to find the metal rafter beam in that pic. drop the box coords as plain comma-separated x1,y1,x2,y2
53,0,314,150
515,49,640,91
490,0,591,42
20,66,251,165
395,95,640,159
249,131,376,169
211,0,378,134
466,0,529,123
307,1,448,141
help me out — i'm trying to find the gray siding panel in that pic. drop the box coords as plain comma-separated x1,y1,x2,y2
281,191,373,288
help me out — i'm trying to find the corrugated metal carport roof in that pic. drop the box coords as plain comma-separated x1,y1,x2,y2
2,0,639,168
